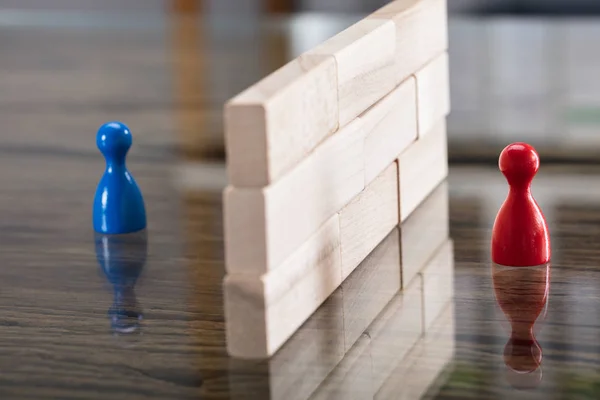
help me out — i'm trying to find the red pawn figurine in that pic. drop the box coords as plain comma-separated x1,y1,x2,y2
491,143,550,266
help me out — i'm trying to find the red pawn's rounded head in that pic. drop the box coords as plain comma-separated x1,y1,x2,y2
499,142,540,189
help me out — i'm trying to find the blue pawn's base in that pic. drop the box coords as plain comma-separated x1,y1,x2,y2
92,191,147,235
93,224,146,235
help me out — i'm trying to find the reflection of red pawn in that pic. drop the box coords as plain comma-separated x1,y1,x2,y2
492,264,550,389
491,143,551,266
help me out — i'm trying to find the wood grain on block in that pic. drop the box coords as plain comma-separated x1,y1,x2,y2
228,288,346,400
398,118,448,222
370,0,448,86
225,53,338,187
310,334,374,400
224,215,342,359
341,228,401,352
339,162,399,281
224,119,365,275
415,52,450,136
360,77,418,184
310,18,396,127
366,273,423,391
420,239,454,331
400,180,449,289
375,303,455,400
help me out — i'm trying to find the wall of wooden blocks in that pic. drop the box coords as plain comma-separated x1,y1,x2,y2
223,0,450,359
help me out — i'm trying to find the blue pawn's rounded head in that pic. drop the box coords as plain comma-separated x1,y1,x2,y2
97,121,132,161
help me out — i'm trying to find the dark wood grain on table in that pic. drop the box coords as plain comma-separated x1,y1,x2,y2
2,10,600,400
2,154,600,399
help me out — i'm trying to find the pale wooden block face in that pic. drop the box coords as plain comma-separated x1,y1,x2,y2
375,303,455,399
224,119,366,275
361,77,418,184
371,0,448,86
223,186,267,273
420,239,454,331
415,52,450,136
225,54,339,187
223,276,267,359
224,215,342,359
339,162,399,281
398,118,448,222
310,18,397,127
310,334,374,400
367,273,424,391
400,180,449,289
341,228,401,352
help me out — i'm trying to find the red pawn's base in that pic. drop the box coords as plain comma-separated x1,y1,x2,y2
491,194,551,267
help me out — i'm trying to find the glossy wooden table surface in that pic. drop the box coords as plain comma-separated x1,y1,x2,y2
2,9,600,400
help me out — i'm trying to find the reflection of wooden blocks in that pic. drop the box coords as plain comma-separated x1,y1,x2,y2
228,287,346,400
225,54,338,187
225,226,454,397
223,0,450,359
369,237,454,393
226,225,400,398
400,180,449,288
341,228,401,351
310,334,374,400
367,270,423,391
376,301,455,399
420,239,455,331
309,233,454,399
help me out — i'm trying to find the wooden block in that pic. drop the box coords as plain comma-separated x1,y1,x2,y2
224,119,365,275
398,118,448,222
339,162,399,281
415,52,450,136
225,54,339,187
370,0,448,86
310,334,374,400
400,180,449,289
420,239,454,331
375,302,455,399
341,228,401,352
224,215,342,359
228,288,346,400
310,18,396,127
367,272,423,391
361,77,418,184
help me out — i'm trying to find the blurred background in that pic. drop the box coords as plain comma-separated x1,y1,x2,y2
3,0,600,164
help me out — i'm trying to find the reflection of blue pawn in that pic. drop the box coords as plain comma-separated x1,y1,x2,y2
95,231,147,334
93,121,146,234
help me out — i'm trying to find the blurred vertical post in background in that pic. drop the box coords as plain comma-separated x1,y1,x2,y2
265,0,294,13
169,0,213,160
172,0,202,14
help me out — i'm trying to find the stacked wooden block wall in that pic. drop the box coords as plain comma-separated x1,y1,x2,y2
223,0,450,359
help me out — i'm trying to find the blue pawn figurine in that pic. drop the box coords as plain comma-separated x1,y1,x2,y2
93,122,146,234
